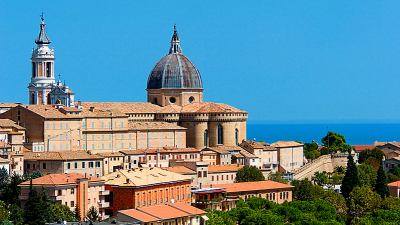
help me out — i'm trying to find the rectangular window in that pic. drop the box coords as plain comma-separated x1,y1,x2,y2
42,163,47,169
197,171,202,178
82,162,85,168
89,162,94,168
96,161,101,168
67,163,71,169
70,201,74,207
71,188,75,194
74,162,78,169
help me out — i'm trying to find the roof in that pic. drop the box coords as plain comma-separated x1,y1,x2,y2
80,102,162,114
271,141,303,148
147,26,202,90
204,146,243,154
35,17,51,44
238,149,257,158
213,180,293,193
0,103,19,108
181,102,246,113
388,181,400,187
120,147,200,155
0,119,25,130
101,167,191,187
163,166,195,175
19,105,80,119
24,151,104,161
19,173,101,186
97,152,124,158
118,203,205,223
128,121,185,130
353,145,375,152
208,164,243,173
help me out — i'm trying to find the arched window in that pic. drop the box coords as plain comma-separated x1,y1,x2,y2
204,129,208,147
217,124,223,145
235,128,239,145
30,93,35,104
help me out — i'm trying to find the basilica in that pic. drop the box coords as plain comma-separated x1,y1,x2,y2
14,16,248,151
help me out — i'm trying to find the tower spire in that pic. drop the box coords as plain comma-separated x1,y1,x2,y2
35,14,51,45
169,24,182,54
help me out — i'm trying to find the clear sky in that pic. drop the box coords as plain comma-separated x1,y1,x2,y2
0,1,399,123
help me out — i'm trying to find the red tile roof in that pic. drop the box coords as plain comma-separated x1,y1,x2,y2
19,173,102,186
208,164,243,173
213,180,292,193
118,203,205,223
353,145,375,152
388,181,400,187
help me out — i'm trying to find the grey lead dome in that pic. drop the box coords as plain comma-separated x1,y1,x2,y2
147,26,203,90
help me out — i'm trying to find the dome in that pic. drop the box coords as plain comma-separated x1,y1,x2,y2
147,26,203,90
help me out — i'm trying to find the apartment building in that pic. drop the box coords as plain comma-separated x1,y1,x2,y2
24,151,104,177
0,119,26,175
19,173,109,220
240,140,278,171
193,180,293,211
101,167,192,215
271,141,304,172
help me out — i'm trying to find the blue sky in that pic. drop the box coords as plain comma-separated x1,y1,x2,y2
0,1,399,123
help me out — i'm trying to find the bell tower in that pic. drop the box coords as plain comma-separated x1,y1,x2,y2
28,14,56,105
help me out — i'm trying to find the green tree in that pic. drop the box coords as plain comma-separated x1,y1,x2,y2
2,173,23,205
8,204,24,225
357,163,377,188
235,166,265,183
321,131,351,153
0,201,9,222
0,168,9,191
241,210,284,225
74,206,81,221
304,141,321,160
323,190,348,219
341,153,359,198
86,206,99,224
291,179,324,201
24,188,53,225
358,148,384,165
348,187,381,222
268,172,287,184
312,171,329,186
51,203,76,222
375,163,389,198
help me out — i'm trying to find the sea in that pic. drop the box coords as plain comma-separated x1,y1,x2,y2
247,123,400,145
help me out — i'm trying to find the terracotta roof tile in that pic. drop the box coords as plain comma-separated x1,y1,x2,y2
24,151,104,161
271,141,303,148
387,181,400,187
213,180,293,193
204,146,243,154
0,119,25,130
101,167,191,187
208,164,243,173
118,203,205,222
19,173,102,186
163,166,195,175
80,102,162,114
352,145,375,152
180,102,246,113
